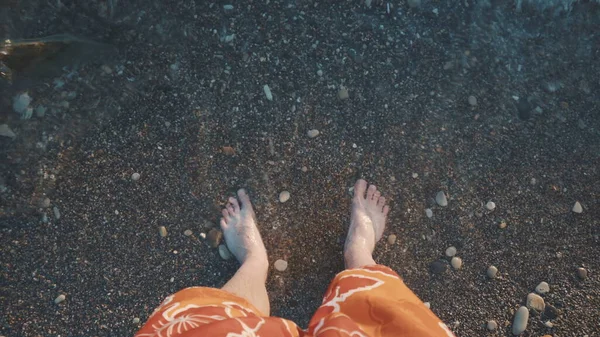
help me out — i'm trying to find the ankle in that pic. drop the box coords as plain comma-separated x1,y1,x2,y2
344,247,376,269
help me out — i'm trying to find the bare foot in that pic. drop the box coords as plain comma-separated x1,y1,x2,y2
220,189,268,266
344,179,390,269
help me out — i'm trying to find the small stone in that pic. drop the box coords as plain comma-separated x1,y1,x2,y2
316,69,323,76
53,206,61,220
576,267,588,280
572,201,583,213
223,4,234,10
301,166,308,172
387,234,397,245
512,306,529,335
526,292,545,312
487,266,498,279
13,92,32,115
543,322,554,328
424,302,430,309
263,84,273,101
184,229,193,236
498,221,507,229
535,282,550,294
159,226,168,237
101,65,113,74
412,173,418,179
445,246,457,257
543,304,559,320
133,317,140,324
279,191,291,203
218,244,233,260
407,0,421,8
199,232,207,239
274,259,288,271
40,197,51,208
307,129,320,138
207,229,223,248
338,87,349,100
131,172,141,181
435,191,448,207
450,257,462,270
468,95,477,106
485,201,496,211
425,208,433,218
35,106,47,117
0,124,16,139
430,260,447,274
487,320,497,331
54,294,66,304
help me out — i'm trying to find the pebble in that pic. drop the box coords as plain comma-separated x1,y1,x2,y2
132,317,140,324
218,244,233,260
316,69,323,76
512,306,529,335
543,304,559,320
526,292,545,312
424,302,430,309
207,229,223,248
543,321,554,328
485,201,496,211
338,87,349,100
279,191,291,203
263,84,273,101
54,294,66,304
223,4,234,10
445,246,457,257
498,221,507,229
572,201,583,213
35,105,47,117
535,281,550,294
101,65,113,74
487,320,497,331
468,95,478,106
430,260,447,274
487,265,498,279
40,197,51,208
425,208,433,218
0,124,16,138
450,257,463,270
301,166,308,172
131,172,141,181
407,0,421,8
13,92,32,115
53,206,61,220
307,129,320,138
274,259,288,272
159,226,168,237
576,267,588,280
435,191,448,207
184,229,193,236
387,234,397,245
199,232,207,239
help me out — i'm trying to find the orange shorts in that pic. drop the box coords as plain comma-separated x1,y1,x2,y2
135,265,454,337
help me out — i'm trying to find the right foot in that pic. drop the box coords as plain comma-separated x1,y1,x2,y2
220,189,268,267
344,179,390,269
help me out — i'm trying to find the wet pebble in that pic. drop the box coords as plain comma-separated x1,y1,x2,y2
159,226,168,237
450,257,462,270
184,229,193,236
468,95,477,106
53,206,61,220
338,88,349,100
535,281,550,294
207,229,223,248
316,69,323,77
487,320,497,331
279,191,291,203
512,306,529,335
223,4,234,10
435,191,448,207
526,292,545,312
307,129,320,138
133,317,140,324
576,267,588,280
485,201,496,211
487,265,498,279
218,244,233,260
0,124,17,138
387,234,397,245
430,260,447,274
54,294,66,304
572,201,583,213
263,85,273,101
445,246,457,257
425,208,433,218
132,172,141,181
274,259,288,272
40,197,51,208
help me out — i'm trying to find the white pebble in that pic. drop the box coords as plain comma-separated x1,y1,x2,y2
512,306,529,335
218,244,233,260
132,172,141,181
307,129,320,138
132,317,140,324
487,265,498,278
451,257,462,270
387,234,397,245
199,232,207,239
468,95,478,106
223,4,234,10
487,320,497,331
184,229,193,236
317,69,323,76
572,201,583,213
263,84,273,101
543,321,554,328
53,206,61,220
274,259,288,271
485,201,496,211
54,294,66,304
435,191,448,207
445,246,457,257
412,172,418,178
535,281,550,294
159,226,168,237
425,208,433,218
279,191,291,203
424,302,430,309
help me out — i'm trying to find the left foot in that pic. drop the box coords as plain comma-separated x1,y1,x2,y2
220,189,268,266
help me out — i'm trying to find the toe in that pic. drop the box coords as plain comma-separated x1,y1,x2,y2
237,189,252,209
222,209,230,221
367,184,377,200
220,218,229,230
226,203,235,215
383,205,390,217
229,197,240,213
373,191,381,202
377,196,386,209
354,179,367,199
